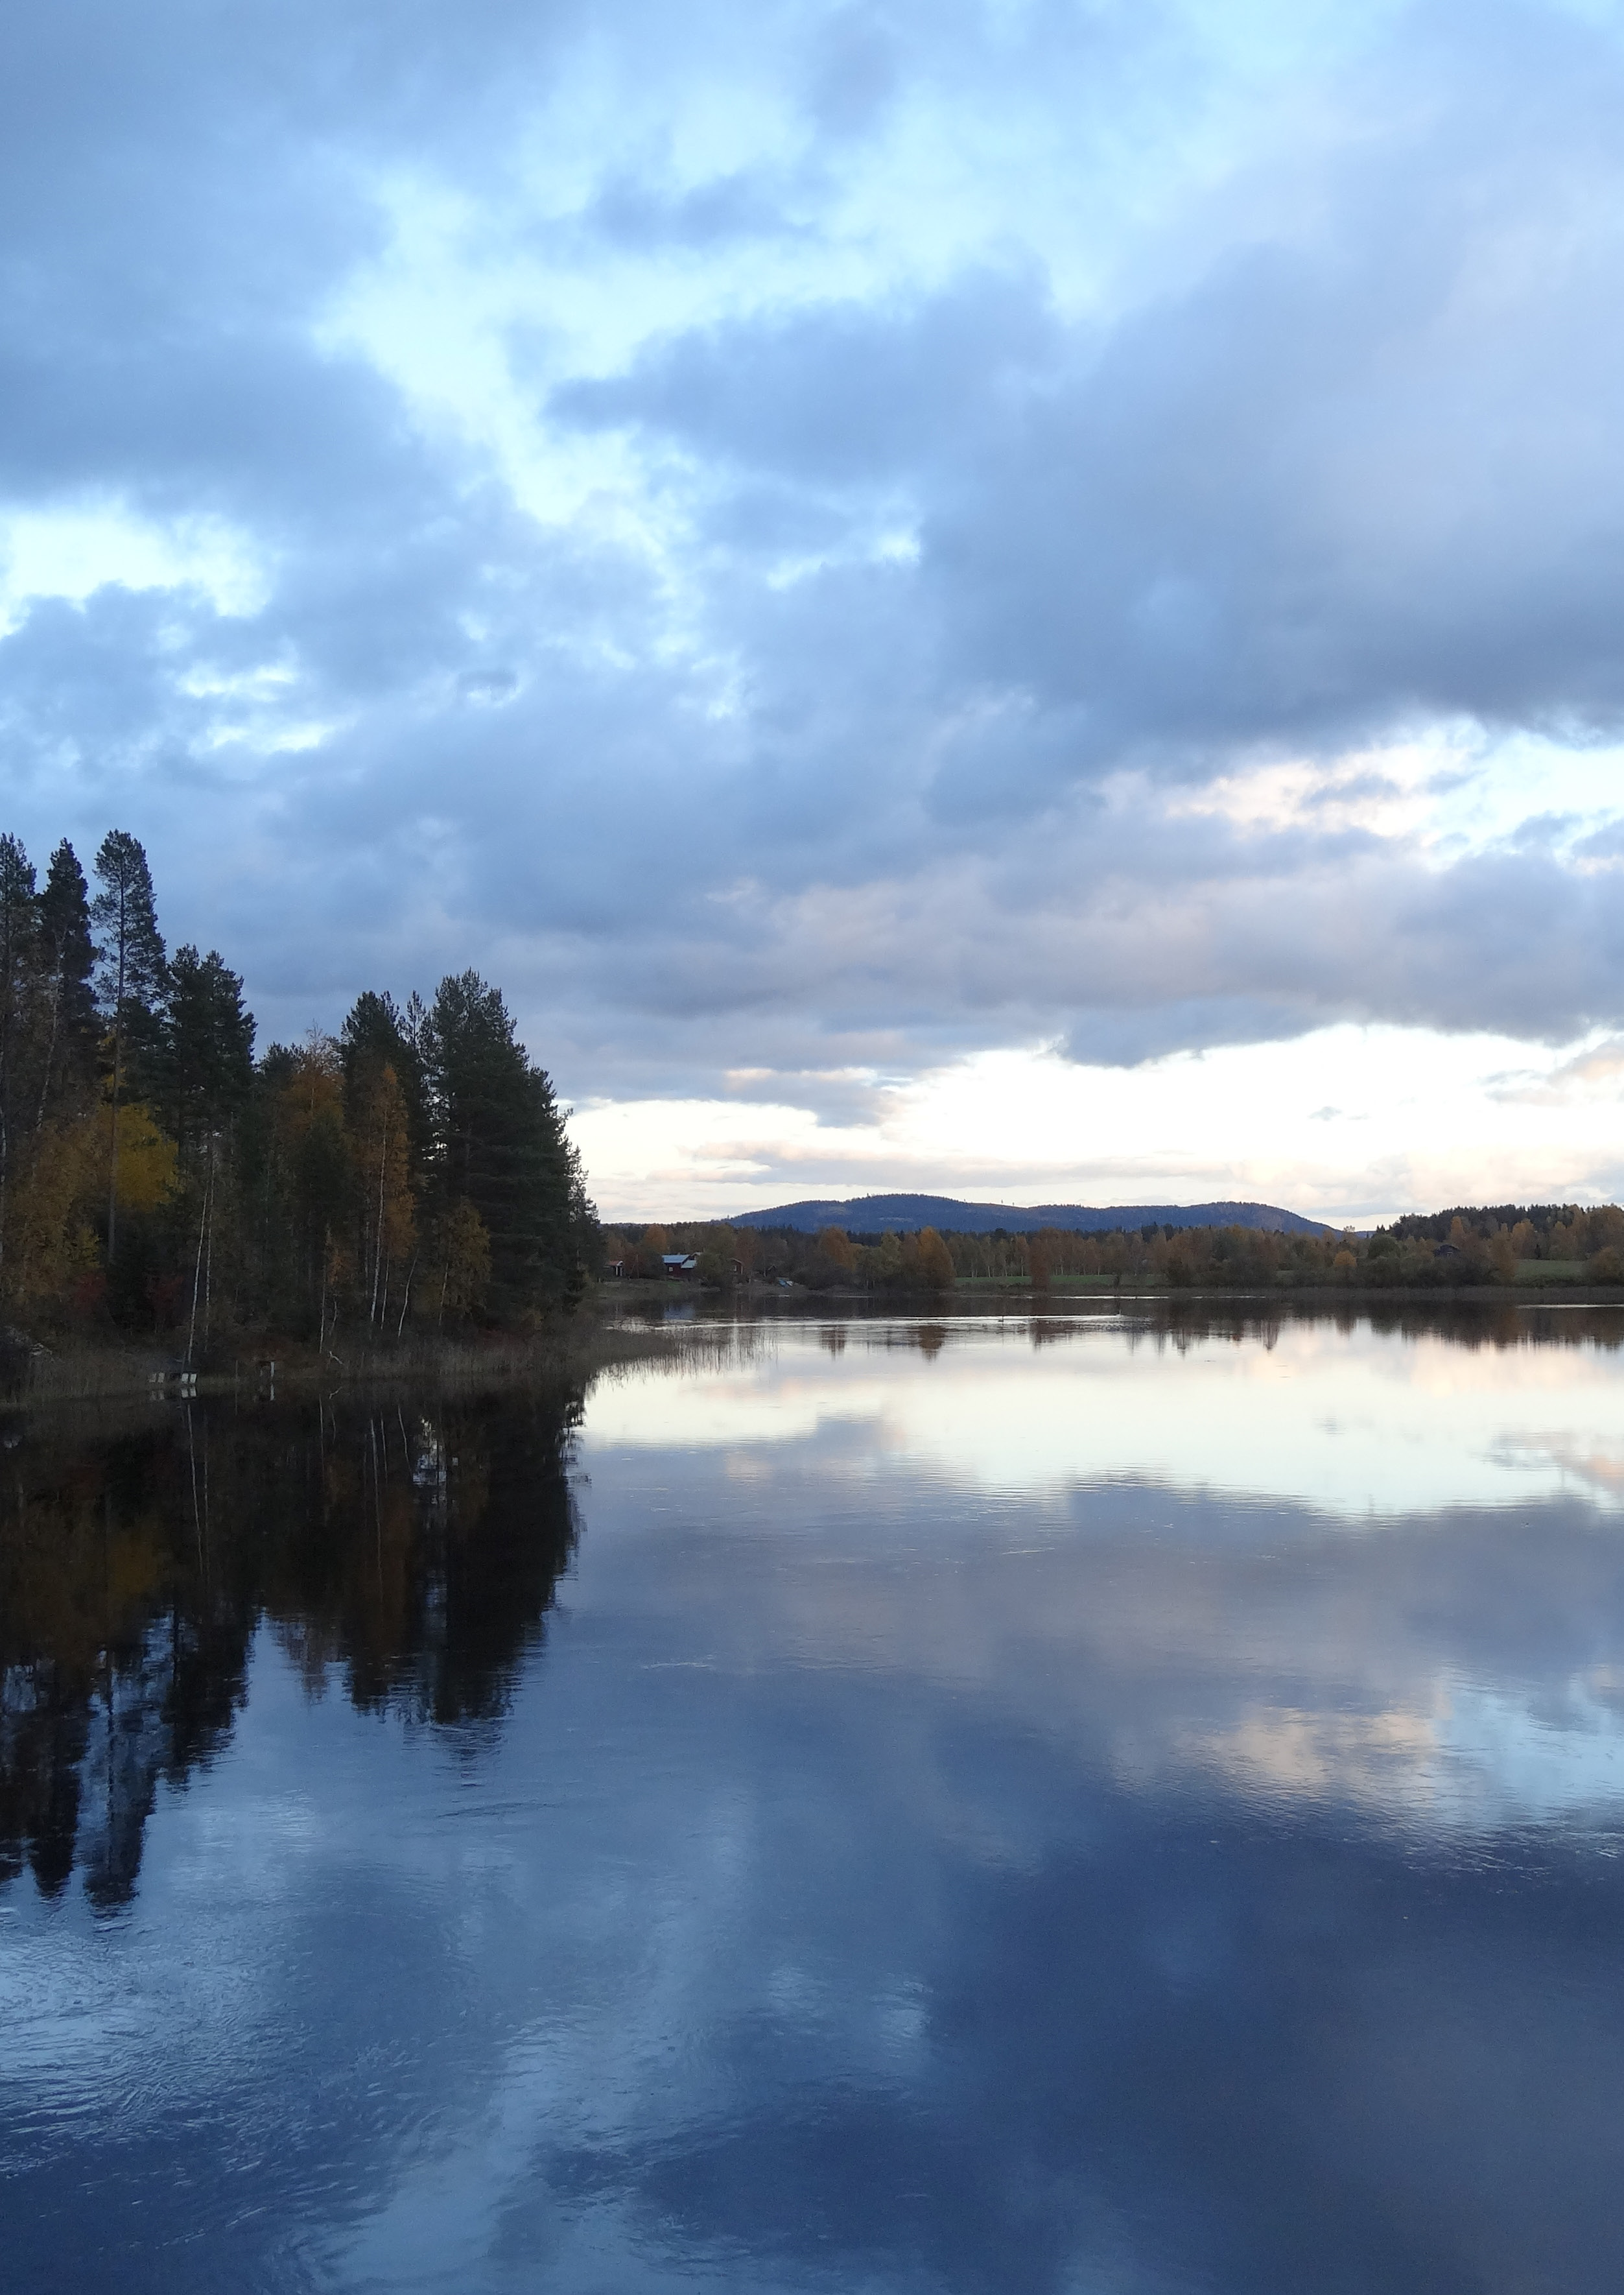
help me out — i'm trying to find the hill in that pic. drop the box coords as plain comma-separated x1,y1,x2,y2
724,1194,1332,1237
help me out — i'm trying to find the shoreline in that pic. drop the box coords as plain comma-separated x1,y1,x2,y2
604,1276,1624,1311
10,1278,1623,1416
1,1313,701,1417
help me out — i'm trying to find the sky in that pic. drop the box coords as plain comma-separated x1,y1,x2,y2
5,0,1624,1222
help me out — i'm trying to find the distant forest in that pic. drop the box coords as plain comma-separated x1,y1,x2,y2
0,829,598,1353
608,1202,1624,1292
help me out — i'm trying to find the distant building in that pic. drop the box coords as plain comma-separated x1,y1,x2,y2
662,1253,700,1278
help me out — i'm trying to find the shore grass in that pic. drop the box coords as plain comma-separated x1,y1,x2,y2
3,1310,725,1416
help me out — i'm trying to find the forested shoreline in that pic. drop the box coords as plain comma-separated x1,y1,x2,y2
4,817,1612,1386
606,1202,1624,1292
0,829,598,1368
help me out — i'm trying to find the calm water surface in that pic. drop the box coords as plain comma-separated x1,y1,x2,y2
5,1307,1624,2291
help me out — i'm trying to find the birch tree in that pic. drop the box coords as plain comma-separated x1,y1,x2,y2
351,1060,416,1329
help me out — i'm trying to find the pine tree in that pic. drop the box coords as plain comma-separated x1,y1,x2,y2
432,1198,490,1324
0,835,40,1287
0,823,600,1335
340,991,427,1144
91,832,167,1263
421,971,587,1318
36,840,97,1125
157,947,255,1175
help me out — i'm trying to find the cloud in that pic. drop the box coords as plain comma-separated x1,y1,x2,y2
583,166,807,250
2,0,1624,1147
554,262,1057,492
1488,1031,1624,1105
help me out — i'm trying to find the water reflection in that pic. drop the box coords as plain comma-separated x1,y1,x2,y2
590,1304,1624,1516
0,1392,580,1904
587,1320,1624,1840
5,1312,1624,2294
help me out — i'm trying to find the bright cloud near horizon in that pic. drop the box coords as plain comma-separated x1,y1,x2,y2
6,0,1624,1223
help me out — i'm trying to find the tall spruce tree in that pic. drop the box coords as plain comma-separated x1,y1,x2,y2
0,835,40,1286
91,831,167,1263
340,990,428,1171
36,840,97,1125
421,971,585,1317
158,947,255,1176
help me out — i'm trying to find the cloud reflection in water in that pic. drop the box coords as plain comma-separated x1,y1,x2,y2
4,1311,1624,2291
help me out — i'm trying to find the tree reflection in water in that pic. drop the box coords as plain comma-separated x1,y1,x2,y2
0,1388,582,1907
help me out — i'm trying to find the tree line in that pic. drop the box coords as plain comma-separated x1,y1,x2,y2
0,828,598,1353
607,1206,1624,1292
1371,1204,1624,1284
605,1218,1337,1290
606,1222,959,1289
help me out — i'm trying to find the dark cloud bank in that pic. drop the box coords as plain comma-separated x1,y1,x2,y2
3,0,1623,1095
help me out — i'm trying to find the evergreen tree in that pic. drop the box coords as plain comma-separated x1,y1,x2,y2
157,947,255,1175
340,988,428,1182
430,1197,491,1323
36,840,97,1123
0,835,40,1285
421,971,586,1318
0,821,600,1335
91,831,167,1263
340,989,422,1095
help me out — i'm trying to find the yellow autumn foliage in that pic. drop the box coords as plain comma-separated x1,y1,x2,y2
353,1062,417,1273
3,1117,100,1307
1,1100,180,1311
279,1041,345,1143
96,1102,180,1213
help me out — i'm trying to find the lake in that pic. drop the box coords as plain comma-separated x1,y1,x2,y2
5,1305,1624,2292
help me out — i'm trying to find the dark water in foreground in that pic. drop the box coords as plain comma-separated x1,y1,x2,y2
5,1309,1624,2292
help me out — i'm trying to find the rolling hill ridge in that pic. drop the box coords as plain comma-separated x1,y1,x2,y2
724,1194,1332,1237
